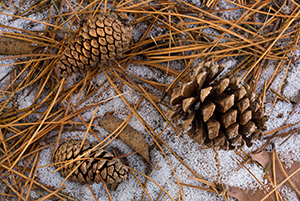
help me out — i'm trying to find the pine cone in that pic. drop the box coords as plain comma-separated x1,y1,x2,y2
53,140,128,184
169,61,267,150
56,13,133,77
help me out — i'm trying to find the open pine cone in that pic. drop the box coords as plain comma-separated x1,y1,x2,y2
56,13,133,77
169,61,267,150
53,140,128,184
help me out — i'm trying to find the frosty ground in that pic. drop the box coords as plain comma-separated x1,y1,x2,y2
1,0,300,201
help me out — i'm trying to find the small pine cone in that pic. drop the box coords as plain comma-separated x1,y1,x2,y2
56,13,133,77
169,61,267,150
53,140,128,184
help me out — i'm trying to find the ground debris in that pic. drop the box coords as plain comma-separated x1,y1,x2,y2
99,113,150,163
229,150,300,201
0,36,39,55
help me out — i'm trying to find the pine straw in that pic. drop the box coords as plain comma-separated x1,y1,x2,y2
0,0,300,200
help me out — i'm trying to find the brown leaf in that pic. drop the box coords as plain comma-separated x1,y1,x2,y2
98,113,150,163
0,36,39,55
250,151,271,169
228,187,275,201
228,150,300,201
252,151,300,192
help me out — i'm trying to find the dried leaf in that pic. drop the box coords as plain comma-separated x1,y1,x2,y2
252,151,300,191
229,150,300,201
99,113,150,163
229,187,274,201
250,151,271,169
0,36,38,55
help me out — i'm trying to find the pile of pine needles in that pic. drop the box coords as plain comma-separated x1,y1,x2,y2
0,0,300,200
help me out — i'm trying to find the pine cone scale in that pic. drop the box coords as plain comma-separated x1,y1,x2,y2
201,101,215,122
226,123,239,139
207,117,220,139
221,109,237,128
